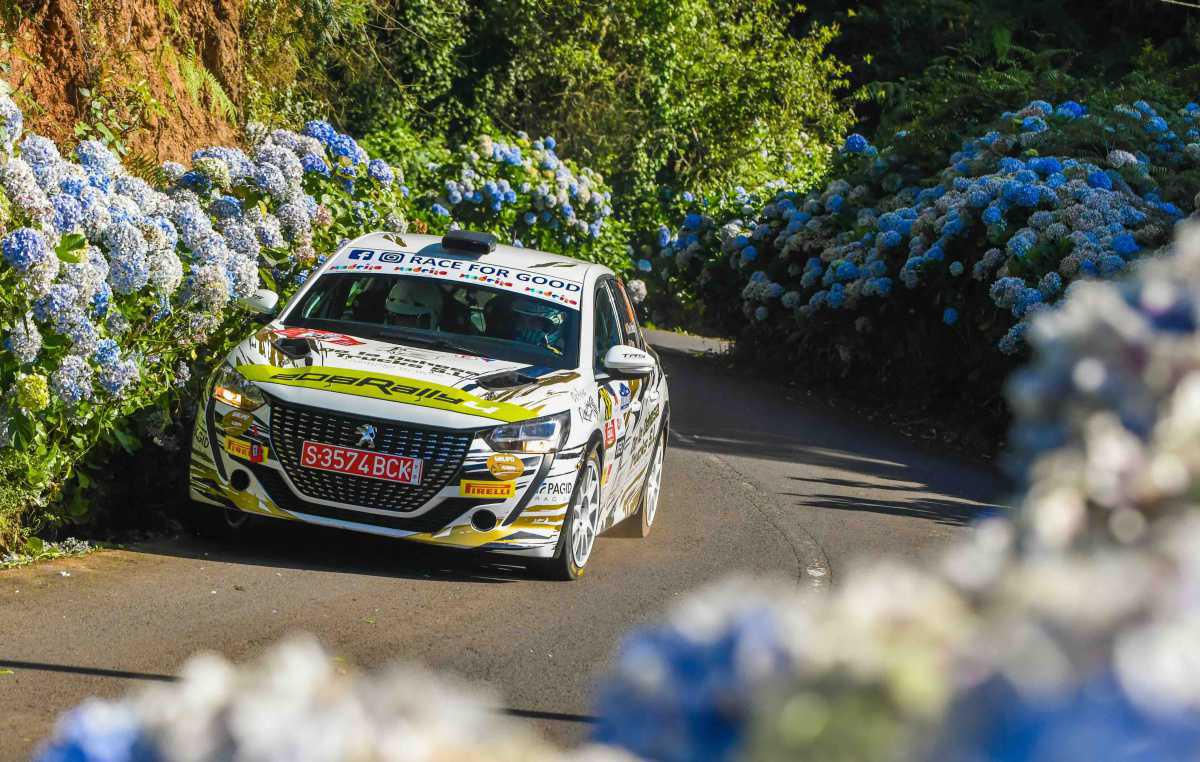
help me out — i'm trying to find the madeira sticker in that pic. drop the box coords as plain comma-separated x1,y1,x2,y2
487,453,525,481
460,480,517,499
224,436,268,463
221,410,254,436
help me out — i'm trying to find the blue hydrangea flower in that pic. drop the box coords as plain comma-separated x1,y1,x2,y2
1112,233,1140,257
943,307,959,325
367,159,394,185
301,119,336,144
5,315,41,364
93,338,120,368
2,228,51,271
949,261,964,276
1021,116,1049,134
51,354,94,404
300,153,330,177
843,133,870,153
1087,171,1113,190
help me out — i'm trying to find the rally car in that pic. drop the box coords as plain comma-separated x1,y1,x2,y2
187,230,669,579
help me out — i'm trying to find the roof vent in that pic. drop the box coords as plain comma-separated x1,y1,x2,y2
442,230,497,255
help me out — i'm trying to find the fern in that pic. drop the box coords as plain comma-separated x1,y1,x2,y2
177,53,204,105
201,66,237,121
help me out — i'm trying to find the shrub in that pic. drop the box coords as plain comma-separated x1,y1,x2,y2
639,96,1200,409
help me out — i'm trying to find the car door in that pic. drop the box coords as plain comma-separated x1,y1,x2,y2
608,279,664,510
591,279,633,516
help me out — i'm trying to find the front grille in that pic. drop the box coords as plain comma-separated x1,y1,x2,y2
269,399,474,513
249,464,484,533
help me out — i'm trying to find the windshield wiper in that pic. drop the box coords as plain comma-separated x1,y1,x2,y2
371,329,483,357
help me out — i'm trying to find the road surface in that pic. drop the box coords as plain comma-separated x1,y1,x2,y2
0,331,1006,757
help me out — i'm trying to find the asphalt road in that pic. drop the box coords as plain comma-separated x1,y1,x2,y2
0,332,1006,758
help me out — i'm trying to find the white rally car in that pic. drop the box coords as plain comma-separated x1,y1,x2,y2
188,230,668,579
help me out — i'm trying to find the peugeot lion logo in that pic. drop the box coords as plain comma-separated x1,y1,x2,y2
355,424,378,449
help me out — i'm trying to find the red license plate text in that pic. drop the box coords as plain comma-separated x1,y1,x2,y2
300,441,423,485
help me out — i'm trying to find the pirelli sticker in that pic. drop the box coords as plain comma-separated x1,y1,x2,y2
225,436,268,463
237,365,536,423
460,480,517,499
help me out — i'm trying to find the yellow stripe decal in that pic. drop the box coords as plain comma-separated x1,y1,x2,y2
237,364,536,422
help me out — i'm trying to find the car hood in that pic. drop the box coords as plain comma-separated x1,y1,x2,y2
226,326,582,427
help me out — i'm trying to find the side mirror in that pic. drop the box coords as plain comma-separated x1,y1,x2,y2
240,289,279,319
603,345,655,377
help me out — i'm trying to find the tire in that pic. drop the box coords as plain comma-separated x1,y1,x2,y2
633,429,666,538
533,447,602,581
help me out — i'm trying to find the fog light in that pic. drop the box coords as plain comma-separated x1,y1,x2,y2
230,469,251,491
471,510,498,532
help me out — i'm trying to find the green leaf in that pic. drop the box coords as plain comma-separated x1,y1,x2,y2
258,267,277,292
54,233,87,264
112,427,140,455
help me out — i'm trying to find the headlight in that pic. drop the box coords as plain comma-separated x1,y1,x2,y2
212,364,266,411
484,411,570,453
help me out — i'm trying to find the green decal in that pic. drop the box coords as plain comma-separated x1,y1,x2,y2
237,364,536,422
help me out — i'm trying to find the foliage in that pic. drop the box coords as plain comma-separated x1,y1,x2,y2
636,95,1200,413
324,0,853,235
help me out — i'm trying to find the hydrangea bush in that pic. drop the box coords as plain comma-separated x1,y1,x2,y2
588,224,1200,761
0,81,624,551
370,130,629,272
638,98,1200,410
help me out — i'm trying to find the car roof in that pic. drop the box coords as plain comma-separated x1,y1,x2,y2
333,231,615,282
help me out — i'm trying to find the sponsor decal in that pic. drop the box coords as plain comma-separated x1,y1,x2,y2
572,388,597,422
224,436,268,463
536,479,574,497
325,348,479,379
460,479,517,499
220,410,254,436
193,423,210,450
604,418,619,448
601,462,614,486
301,440,422,484
271,327,365,346
237,365,536,422
487,453,525,481
329,249,584,309
618,382,631,411
599,388,614,421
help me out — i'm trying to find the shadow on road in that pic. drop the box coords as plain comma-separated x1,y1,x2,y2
657,347,1008,529
0,659,598,725
130,518,535,584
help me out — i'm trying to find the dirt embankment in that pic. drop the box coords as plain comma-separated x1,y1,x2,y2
4,0,242,162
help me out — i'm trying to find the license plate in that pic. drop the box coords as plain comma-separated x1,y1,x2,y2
300,440,423,485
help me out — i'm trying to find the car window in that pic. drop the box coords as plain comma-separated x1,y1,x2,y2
284,272,580,369
593,282,624,370
609,280,643,349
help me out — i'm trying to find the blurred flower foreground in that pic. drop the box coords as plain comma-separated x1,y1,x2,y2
36,224,1200,760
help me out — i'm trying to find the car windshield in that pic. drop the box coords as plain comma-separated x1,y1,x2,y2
282,273,581,369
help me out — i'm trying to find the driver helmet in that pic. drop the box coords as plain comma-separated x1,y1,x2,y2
511,297,564,352
385,279,443,329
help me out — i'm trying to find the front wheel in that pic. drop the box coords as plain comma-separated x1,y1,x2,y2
533,448,602,581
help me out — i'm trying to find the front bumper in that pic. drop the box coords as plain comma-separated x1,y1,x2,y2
188,395,582,558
